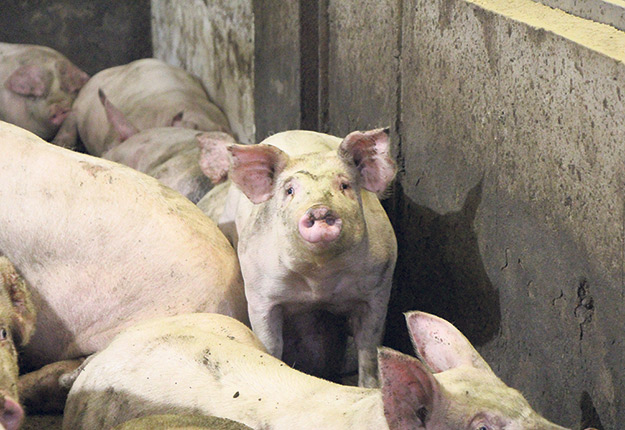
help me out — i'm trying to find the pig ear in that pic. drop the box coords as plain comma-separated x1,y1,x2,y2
378,347,440,429
5,65,52,97
196,131,237,184
338,128,397,195
405,311,493,374
228,144,289,204
0,260,36,347
57,61,89,93
98,88,138,142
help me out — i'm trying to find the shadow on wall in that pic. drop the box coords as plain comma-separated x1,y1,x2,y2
384,180,501,354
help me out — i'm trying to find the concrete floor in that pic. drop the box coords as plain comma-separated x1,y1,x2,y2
22,414,63,430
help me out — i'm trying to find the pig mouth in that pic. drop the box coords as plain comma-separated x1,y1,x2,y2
298,206,343,244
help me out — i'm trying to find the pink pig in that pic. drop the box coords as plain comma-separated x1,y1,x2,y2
0,43,88,141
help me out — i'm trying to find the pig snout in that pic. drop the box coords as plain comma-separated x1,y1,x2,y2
49,104,70,126
0,394,23,430
298,206,343,243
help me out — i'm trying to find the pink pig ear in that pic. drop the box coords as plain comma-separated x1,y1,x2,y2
57,61,89,93
378,347,440,429
338,127,397,195
98,89,138,142
404,311,493,374
196,131,237,184
228,144,289,204
5,65,53,97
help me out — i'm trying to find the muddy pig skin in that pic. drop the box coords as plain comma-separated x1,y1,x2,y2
53,58,230,155
62,312,582,430
0,256,37,430
197,129,397,387
0,43,89,141
112,414,252,430
0,121,247,372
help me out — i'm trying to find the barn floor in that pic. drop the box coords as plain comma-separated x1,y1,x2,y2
23,414,63,430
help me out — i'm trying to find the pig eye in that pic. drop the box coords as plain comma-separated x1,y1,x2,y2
286,186,294,196
339,182,351,191
0,328,7,340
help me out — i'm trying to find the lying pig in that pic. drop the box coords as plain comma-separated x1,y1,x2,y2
0,256,37,430
197,129,397,387
0,43,89,141
97,90,235,203
62,311,580,430
53,58,230,154
112,414,252,430
0,121,247,375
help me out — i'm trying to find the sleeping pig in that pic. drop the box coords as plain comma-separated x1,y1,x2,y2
197,128,397,387
0,121,247,377
0,43,89,141
61,311,584,430
97,89,235,203
53,58,230,155
0,256,37,430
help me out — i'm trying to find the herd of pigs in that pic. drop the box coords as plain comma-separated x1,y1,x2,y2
0,42,594,430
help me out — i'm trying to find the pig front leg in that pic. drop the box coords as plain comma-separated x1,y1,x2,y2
351,294,391,388
247,300,284,358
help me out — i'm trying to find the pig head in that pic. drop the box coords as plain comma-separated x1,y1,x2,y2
0,43,88,142
0,257,37,430
198,128,397,387
389,311,578,429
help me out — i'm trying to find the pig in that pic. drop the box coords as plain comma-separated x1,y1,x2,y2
0,121,247,375
196,128,397,387
112,414,252,430
0,256,37,430
0,43,89,141
53,58,230,155
61,311,582,430
96,89,235,203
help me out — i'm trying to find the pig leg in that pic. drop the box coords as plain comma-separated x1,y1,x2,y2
18,358,84,414
51,111,78,149
350,297,390,388
247,301,284,359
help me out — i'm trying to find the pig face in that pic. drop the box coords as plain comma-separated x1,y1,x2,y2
0,257,37,430
227,129,395,254
379,312,571,430
2,48,89,140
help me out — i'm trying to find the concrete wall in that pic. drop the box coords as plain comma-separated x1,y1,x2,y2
0,0,152,75
151,0,623,427
151,0,302,144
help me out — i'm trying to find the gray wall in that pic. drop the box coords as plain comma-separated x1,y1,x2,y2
152,1,623,428
0,0,152,75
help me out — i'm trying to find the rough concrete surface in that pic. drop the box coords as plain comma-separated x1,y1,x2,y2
152,0,254,144
392,0,624,427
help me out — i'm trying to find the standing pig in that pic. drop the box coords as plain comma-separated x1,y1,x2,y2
0,121,247,374
97,89,235,203
197,128,397,387
62,312,581,430
0,256,37,430
0,43,89,141
53,58,230,155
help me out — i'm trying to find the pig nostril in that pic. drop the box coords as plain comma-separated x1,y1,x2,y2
303,218,315,228
325,217,336,226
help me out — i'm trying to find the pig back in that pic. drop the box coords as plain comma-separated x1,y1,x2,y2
0,121,246,367
73,58,230,155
